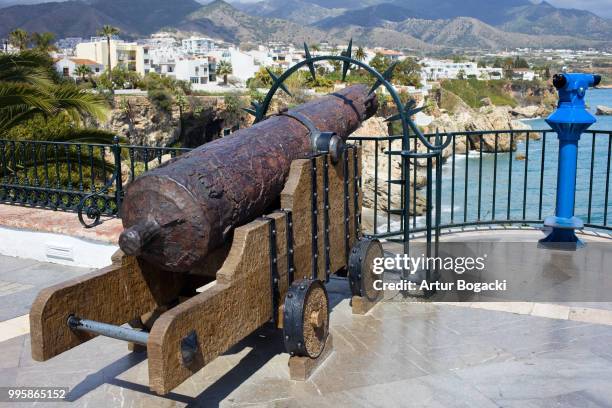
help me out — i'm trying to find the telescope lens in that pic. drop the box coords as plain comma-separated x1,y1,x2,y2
593,75,602,87
552,74,567,89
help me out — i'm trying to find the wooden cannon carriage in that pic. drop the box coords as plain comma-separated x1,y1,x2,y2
29,145,384,395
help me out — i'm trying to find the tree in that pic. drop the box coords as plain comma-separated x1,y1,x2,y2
309,43,321,52
513,56,529,69
370,52,390,74
457,69,466,80
0,51,109,136
216,60,233,86
395,57,422,87
9,29,30,51
31,32,57,53
355,46,366,70
74,65,93,82
99,65,142,90
97,25,120,92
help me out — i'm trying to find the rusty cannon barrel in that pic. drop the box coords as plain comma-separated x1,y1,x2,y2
119,84,378,272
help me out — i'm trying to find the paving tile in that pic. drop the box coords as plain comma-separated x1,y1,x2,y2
531,303,570,320
569,307,612,325
0,315,30,343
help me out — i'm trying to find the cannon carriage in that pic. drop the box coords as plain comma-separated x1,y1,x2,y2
29,89,385,395
28,48,449,394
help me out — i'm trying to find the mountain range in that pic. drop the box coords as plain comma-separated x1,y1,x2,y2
0,0,609,51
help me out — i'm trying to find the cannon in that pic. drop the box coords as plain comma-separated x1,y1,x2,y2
118,84,377,273
29,84,385,394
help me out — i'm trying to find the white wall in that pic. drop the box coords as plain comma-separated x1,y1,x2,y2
210,48,258,84
0,226,117,268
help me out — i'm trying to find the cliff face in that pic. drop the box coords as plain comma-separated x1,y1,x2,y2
101,95,246,147
103,96,181,147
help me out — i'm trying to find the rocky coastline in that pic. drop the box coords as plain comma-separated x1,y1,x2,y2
356,85,552,230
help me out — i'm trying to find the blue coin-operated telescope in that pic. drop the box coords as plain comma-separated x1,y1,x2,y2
540,73,601,248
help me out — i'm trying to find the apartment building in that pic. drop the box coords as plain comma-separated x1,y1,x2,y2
182,37,217,55
208,47,258,84
173,57,217,89
422,59,480,80
75,38,146,75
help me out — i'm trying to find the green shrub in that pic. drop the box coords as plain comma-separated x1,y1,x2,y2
440,79,517,108
147,89,173,114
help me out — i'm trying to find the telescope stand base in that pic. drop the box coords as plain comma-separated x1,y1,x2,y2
351,296,380,315
289,334,334,381
539,228,585,250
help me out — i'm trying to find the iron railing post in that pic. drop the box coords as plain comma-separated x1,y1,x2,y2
113,136,123,215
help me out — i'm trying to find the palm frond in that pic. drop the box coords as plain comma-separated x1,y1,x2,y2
48,84,109,124
0,51,54,87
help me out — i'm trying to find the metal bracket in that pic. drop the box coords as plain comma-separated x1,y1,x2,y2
310,157,319,280
259,216,280,324
280,111,344,164
277,209,295,286
180,331,199,366
352,146,361,238
343,145,350,265
322,155,331,282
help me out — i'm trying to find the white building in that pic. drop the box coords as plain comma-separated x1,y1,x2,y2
54,57,104,78
512,68,537,81
174,57,217,89
209,47,258,85
182,37,217,55
477,67,504,80
75,39,146,75
421,59,479,80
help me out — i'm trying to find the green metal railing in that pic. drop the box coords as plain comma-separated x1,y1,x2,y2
1,128,611,235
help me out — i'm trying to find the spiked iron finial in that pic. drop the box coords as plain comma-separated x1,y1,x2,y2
266,67,292,97
304,43,317,81
369,61,398,95
341,38,353,82
384,102,426,123
243,100,264,122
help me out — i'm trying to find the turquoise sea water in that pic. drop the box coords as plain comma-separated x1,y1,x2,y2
430,88,612,229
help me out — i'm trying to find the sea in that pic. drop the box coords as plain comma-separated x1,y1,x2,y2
425,88,612,230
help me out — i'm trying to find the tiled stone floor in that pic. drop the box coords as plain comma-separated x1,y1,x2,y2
1,274,612,407
0,228,611,407
0,255,92,321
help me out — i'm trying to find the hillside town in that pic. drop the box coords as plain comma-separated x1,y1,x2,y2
4,31,610,94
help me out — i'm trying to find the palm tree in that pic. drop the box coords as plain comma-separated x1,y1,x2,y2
74,65,93,82
216,60,233,86
9,29,30,51
97,25,120,91
31,32,58,53
309,43,321,53
0,51,108,135
355,46,366,71
0,51,113,192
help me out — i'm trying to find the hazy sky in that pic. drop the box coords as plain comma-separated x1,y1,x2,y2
0,0,611,18
540,0,612,18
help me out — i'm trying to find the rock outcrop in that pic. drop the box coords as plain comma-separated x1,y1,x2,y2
101,95,246,147
353,116,426,225
103,96,181,147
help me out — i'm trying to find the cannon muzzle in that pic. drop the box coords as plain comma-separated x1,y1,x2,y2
119,219,161,256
